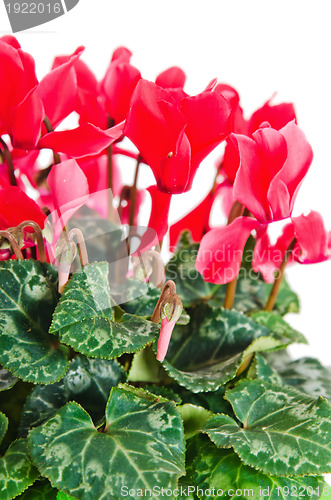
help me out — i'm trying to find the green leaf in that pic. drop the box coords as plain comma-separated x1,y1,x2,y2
166,242,299,315
160,304,282,393
188,434,327,500
174,386,235,417
16,480,57,499
279,357,331,401
121,280,161,316
179,404,212,439
20,355,126,436
0,365,18,392
203,379,331,476
249,311,307,344
0,260,68,384
0,412,8,443
0,439,39,499
50,262,159,359
57,493,76,500
29,385,185,499
251,353,283,385
128,346,170,384
143,385,182,404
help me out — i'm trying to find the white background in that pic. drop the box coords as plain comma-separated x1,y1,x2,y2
1,0,330,365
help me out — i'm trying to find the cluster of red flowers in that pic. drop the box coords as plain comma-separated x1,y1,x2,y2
0,36,330,283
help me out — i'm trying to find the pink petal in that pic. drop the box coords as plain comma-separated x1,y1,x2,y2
156,317,176,362
196,217,260,284
47,159,89,237
292,211,329,263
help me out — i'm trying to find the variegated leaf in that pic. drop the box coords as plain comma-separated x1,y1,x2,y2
50,262,158,359
161,304,284,393
187,435,327,500
0,260,68,384
28,385,185,499
0,439,39,499
20,355,126,436
203,380,331,476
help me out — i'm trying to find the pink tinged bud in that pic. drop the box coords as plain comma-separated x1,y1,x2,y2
156,318,177,362
58,261,72,294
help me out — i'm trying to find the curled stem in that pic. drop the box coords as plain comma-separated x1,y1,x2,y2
0,137,17,186
133,249,165,288
16,221,47,263
264,237,297,312
67,228,89,268
151,280,177,323
0,231,24,260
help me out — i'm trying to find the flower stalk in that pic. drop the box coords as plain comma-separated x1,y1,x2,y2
0,137,17,186
264,237,297,311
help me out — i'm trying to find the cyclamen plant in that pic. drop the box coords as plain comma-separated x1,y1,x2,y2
0,35,331,500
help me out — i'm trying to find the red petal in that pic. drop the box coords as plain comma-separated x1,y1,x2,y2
248,98,296,135
37,47,84,129
270,121,313,216
101,54,141,124
155,67,186,89
233,128,288,222
38,122,124,158
11,87,44,149
124,80,188,190
292,211,329,263
145,186,172,244
253,224,295,282
169,190,214,250
196,217,260,284
0,35,21,49
0,186,46,229
181,90,232,172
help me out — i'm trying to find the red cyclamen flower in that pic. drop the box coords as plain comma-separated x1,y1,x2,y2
124,79,232,194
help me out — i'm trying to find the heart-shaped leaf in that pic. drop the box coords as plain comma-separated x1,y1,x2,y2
50,262,159,359
0,438,39,499
187,435,327,500
0,260,68,384
29,385,185,499
161,304,283,393
20,355,126,436
203,380,331,476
